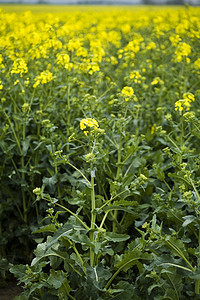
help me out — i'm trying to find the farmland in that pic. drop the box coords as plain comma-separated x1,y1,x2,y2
1,4,200,299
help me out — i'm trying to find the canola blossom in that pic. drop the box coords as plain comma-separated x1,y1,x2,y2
175,93,195,112
121,86,134,101
80,118,99,135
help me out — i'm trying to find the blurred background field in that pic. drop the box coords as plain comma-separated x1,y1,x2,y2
0,4,187,14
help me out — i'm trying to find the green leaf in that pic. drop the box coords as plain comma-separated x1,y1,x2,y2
32,224,57,234
44,223,73,251
22,138,30,156
115,249,152,273
113,200,137,207
42,174,58,188
45,223,89,252
9,264,27,279
109,281,135,300
103,205,135,214
161,268,183,299
182,215,196,227
31,241,66,266
148,283,162,295
47,269,65,289
104,232,130,243
189,268,200,280
69,230,92,246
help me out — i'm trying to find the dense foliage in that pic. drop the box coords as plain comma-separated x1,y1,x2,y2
1,5,200,299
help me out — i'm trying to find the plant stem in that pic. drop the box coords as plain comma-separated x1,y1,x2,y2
66,161,91,187
66,84,71,152
90,167,96,267
165,240,195,272
99,211,109,229
113,134,123,233
54,202,89,230
105,257,140,290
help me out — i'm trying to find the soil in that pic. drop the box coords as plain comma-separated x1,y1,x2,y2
0,282,23,300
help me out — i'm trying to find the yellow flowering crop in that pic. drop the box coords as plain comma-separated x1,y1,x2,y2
80,118,99,136
175,93,195,112
121,86,134,102
11,58,28,77
33,70,54,88
175,42,192,62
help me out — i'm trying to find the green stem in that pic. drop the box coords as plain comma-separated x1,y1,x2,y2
113,135,123,233
90,168,96,267
21,156,27,223
66,84,71,152
22,120,27,223
105,257,140,290
97,190,127,213
63,282,76,300
66,237,87,276
5,111,27,222
54,202,89,230
4,111,23,155
72,244,87,276
165,240,195,272
66,161,91,187
116,135,122,180
99,211,109,229
195,220,200,295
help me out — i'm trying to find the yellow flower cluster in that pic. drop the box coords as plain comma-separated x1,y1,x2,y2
80,118,99,136
33,70,53,88
121,86,134,102
175,93,195,112
194,58,200,69
151,77,164,86
56,53,73,71
0,80,3,90
130,71,142,84
175,42,192,62
11,58,28,77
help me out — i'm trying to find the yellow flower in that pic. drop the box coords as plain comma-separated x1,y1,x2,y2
194,58,200,69
130,71,142,83
175,93,195,112
80,118,99,135
151,123,156,134
11,58,28,77
146,42,156,50
121,86,134,102
175,100,184,112
21,103,31,113
33,70,54,88
151,77,163,85
183,92,195,103
175,42,191,62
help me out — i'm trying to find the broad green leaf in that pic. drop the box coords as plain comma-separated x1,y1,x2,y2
182,215,196,227
32,224,57,234
104,232,130,243
45,223,88,251
113,200,137,207
42,174,58,188
22,138,30,156
47,269,65,289
109,281,135,300
115,249,152,273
